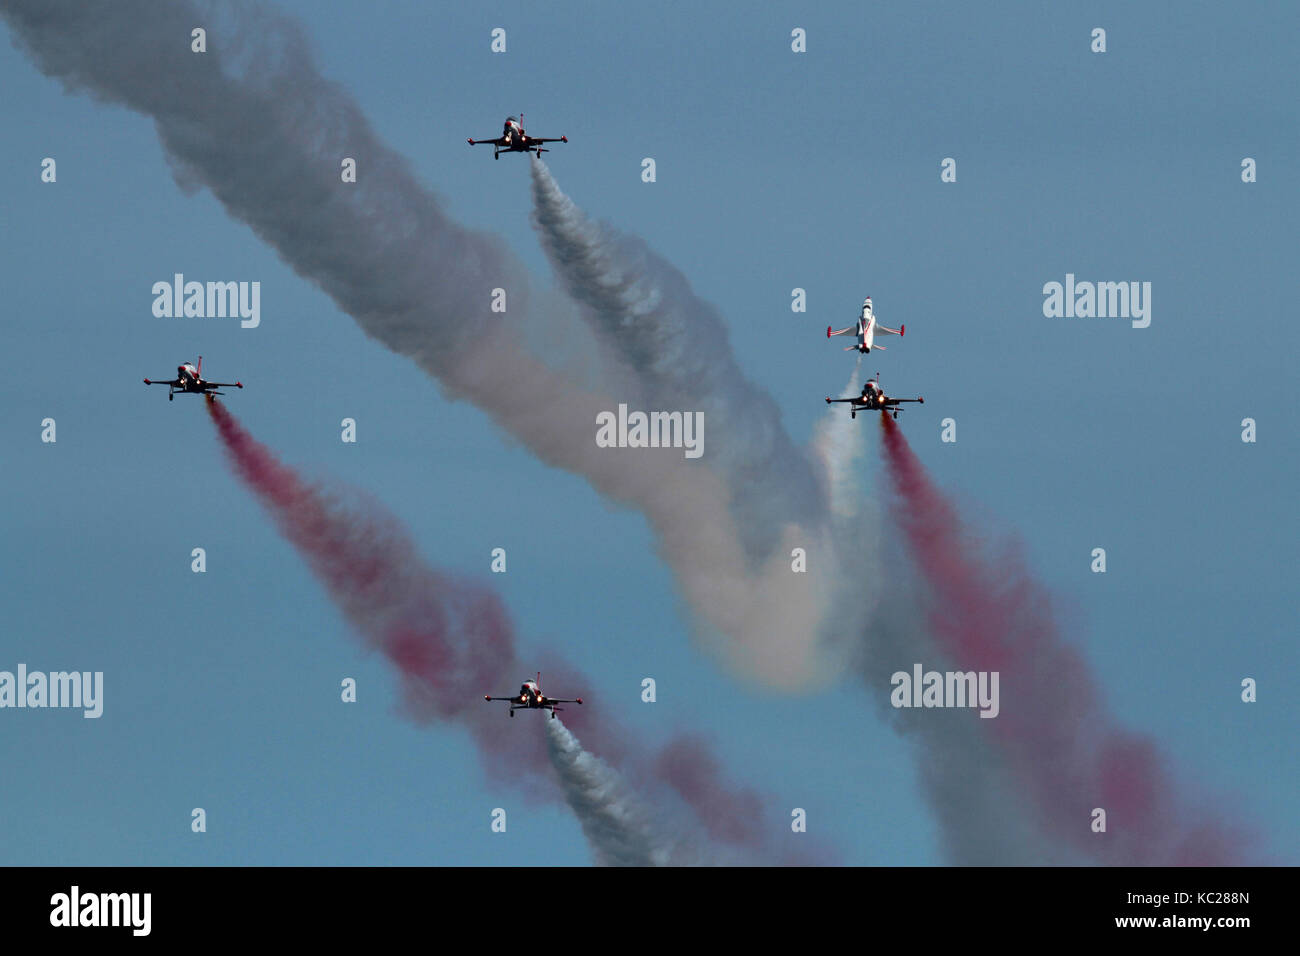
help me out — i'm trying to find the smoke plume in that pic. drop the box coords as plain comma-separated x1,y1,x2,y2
876,413,1246,864
530,159,825,553
546,719,700,866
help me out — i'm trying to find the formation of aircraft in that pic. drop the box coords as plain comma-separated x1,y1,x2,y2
826,374,923,420
468,114,567,159
822,294,923,421
827,296,904,353
485,673,583,718
143,357,242,401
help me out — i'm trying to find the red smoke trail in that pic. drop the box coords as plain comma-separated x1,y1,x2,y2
876,413,1243,864
654,736,765,846
206,395,553,781
205,398,783,853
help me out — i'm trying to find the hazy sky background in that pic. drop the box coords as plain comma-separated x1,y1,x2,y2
2,0,1296,865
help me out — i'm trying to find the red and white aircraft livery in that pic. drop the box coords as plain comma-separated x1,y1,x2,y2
485,673,583,719
468,114,568,160
825,374,924,420
144,357,242,401
827,296,905,353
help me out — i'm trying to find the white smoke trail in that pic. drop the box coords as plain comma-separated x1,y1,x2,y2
796,358,882,670
545,718,700,866
811,358,864,522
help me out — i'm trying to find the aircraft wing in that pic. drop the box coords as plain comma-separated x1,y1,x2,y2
877,323,904,336
203,381,242,389
530,136,567,143
144,378,181,386
468,136,507,146
827,325,855,338
547,697,583,704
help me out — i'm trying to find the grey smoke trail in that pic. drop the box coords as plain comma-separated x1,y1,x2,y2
530,160,826,559
545,718,700,866
0,0,833,687
860,580,1051,864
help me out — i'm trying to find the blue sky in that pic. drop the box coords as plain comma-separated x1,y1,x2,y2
1,0,1296,865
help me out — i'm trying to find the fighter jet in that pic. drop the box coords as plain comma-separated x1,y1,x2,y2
143,357,242,401
468,114,567,159
827,296,905,354
825,374,923,420
485,673,583,718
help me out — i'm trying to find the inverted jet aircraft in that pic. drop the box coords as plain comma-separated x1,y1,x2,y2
827,296,905,353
